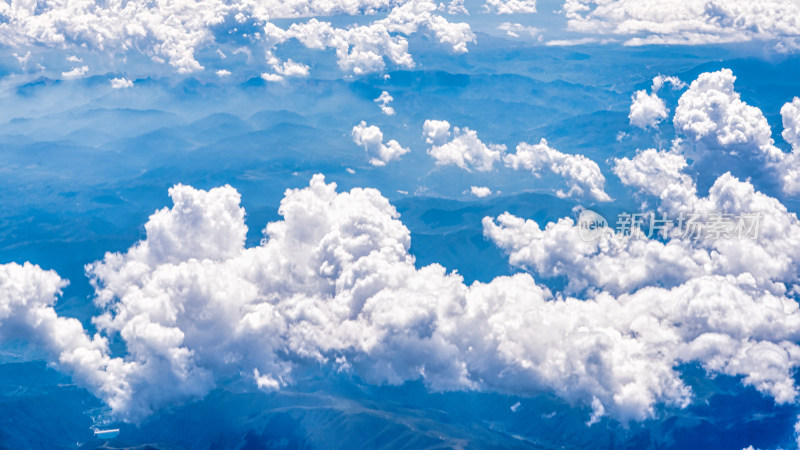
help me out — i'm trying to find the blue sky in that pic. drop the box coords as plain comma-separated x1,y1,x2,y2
3,0,800,448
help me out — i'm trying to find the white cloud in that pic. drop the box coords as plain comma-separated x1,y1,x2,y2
670,69,800,196
61,65,88,79
422,119,452,145
485,162,800,420
261,72,285,82
0,262,132,417
260,52,311,81
447,0,469,15
504,138,611,202
561,0,800,50
795,416,800,449
782,97,800,150
651,75,686,93
266,53,310,78
628,75,684,130
352,121,410,166
780,99,800,195
629,90,668,129
216,69,232,77
484,210,706,296
470,186,492,198
4,174,800,426
483,0,537,14
110,77,134,89
612,148,696,213
0,0,473,74
263,0,475,75
674,69,780,159
423,120,504,172
375,91,396,116
497,22,542,39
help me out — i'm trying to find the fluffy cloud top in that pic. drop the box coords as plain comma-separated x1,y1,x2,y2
782,97,800,150
629,90,668,129
672,68,800,196
260,53,311,81
651,75,686,93
0,0,473,74
375,91,396,116
423,120,505,171
504,138,611,202
628,75,686,129
674,69,778,158
4,173,800,426
264,1,475,74
483,0,537,14
110,77,134,89
485,150,800,420
61,65,88,79
470,186,492,197
352,121,410,166
561,0,800,50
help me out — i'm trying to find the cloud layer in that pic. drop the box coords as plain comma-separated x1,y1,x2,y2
3,167,800,425
0,0,474,74
562,0,800,50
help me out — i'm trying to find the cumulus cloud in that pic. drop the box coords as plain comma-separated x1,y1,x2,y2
651,75,686,93
447,0,469,15
0,0,473,74
483,0,537,15
470,186,492,197
482,88,800,419
612,148,696,213
485,159,800,420
629,90,668,130
0,262,133,417
261,73,284,82
782,97,800,150
352,121,410,166
504,138,611,202
263,0,475,74
674,69,779,159
561,0,800,50
260,53,310,81
375,91,396,116
671,68,800,196
3,174,800,426
110,77,134,89
629,75,685,129
423,120,504,171
490,140,800,299
215,69,232,77
61,65,88,79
